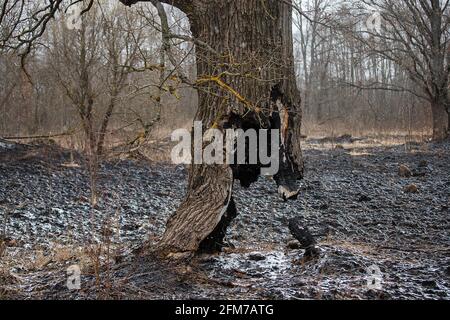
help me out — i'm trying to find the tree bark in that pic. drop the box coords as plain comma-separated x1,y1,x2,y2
122,0,304,256
431,99,449,141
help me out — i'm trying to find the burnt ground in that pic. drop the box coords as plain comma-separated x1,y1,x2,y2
0,138,449,300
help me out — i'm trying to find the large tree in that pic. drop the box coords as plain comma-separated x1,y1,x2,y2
119,0,304,256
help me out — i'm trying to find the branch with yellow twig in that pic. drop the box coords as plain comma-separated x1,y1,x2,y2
196,73,261,113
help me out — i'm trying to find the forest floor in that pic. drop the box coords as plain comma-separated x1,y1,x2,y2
0,136,449,300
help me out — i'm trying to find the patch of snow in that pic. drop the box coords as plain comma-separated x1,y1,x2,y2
0,141,15,150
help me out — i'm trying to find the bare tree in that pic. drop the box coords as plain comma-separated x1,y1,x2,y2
349,0,450,140
43,3,145,204
118,0,304,256
96,3,144,155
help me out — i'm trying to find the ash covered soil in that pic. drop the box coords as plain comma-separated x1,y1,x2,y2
0,138,449,300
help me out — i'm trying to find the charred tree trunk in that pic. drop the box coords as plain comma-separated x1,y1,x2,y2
288,218,319,258
97,94,118,157
121,0,304,256
428,0,449,141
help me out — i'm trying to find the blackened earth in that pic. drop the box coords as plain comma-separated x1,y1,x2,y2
0,139,449,300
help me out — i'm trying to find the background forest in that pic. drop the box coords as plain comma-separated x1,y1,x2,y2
2,0,448,152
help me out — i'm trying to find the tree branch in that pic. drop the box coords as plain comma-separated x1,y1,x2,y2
118,0,193,14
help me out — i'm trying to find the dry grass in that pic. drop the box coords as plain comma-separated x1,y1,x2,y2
0,243,123,279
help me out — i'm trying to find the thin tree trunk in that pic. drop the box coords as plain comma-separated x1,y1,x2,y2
429,0,448,140
448,107,450,136
97,95,117,156
156,0,303,256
